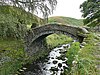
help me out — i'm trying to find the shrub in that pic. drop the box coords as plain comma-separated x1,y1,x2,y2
66,42,80,68
65,33,97,75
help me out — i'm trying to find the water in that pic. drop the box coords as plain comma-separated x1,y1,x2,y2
19,44,71,75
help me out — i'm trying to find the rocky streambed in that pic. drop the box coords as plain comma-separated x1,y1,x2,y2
19,44,70,75
19,41,83,75
42,44,70,75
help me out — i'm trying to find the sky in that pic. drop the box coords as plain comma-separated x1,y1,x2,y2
49,0,86,19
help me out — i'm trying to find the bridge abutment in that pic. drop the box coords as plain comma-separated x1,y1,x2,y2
24,24,88,56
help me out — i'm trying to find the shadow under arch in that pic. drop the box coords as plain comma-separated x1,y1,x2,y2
24,23,88,56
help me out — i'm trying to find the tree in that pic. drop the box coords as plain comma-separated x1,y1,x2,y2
0,5,35,39
0,0,57,19
0,0,57,39
80,0,100,27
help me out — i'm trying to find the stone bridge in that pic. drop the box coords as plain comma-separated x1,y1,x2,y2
24,23,88,56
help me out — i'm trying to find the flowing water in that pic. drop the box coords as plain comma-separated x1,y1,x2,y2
19,43,73,75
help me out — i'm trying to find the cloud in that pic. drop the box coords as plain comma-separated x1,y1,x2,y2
49,0,86,19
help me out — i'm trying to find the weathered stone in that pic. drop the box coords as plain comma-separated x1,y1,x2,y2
57,55,66,61
63,44,70,49
43,67,46,70
25,24,88,56
58,63,62,68
52,60,58,64
47,62,50,64
51,57,54,59
59,50,67,54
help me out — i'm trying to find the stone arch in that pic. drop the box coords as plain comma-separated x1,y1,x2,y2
24,23,88,56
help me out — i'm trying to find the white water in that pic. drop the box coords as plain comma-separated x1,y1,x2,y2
42,44,70,75
20,43,74,75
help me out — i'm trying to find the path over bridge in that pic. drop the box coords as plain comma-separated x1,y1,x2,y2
25,23,88,56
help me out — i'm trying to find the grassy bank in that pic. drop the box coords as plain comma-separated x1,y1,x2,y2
0,39,48,75
46,34,73,48
0,39,25,75
64,33,100,75
0,33,72,75
48,16,83,26
1,32,99,75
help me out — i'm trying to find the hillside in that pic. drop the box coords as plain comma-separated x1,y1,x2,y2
0,5,44,39
0,5,43,26
48,16,83,26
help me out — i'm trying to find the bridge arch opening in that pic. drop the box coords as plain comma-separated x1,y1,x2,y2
46,33,73,47
25,24,88,56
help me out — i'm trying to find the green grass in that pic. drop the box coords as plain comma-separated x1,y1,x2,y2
64,33,99,75
0,39,25,75
48,16,83,26
0,34,72,75
46,34,73,48
0,38,23,53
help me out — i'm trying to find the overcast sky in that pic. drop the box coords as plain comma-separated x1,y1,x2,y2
49,0,86,19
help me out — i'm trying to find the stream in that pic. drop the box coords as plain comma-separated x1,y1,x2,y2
19,41,79,75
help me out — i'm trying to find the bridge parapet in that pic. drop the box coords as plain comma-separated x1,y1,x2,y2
26,24,88,43
24,23,88,56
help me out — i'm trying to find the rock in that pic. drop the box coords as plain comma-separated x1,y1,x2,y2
59,49,63,51
46,57,50,61
51,57,54,59
50,67,58,71
24,71,35,75
63,66,68,69
63,45,70,49
46,56,50,59
45,59,48,62
58,63,62,68
97,34,100,37
52,60,58,64
62,61,67,64
61,69,63,71
81,42,86,46
43,67,46,70
23,67,27,70
80,45,84,48
59,50,67,54
60,73,63,75
57,55,66,60
47,62,51,64
19,69,24,72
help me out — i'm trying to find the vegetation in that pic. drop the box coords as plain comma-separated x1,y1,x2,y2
0,5,41,75
80,0,100,27
0,39,25,75
64,33,99,75
0,5,40,39
46,34,73,48
66,42,80,69
0,38,51,75
0,0,100,74
0,0,57,19
48,16,83,26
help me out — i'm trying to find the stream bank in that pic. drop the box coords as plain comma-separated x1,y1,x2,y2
18,43,71,75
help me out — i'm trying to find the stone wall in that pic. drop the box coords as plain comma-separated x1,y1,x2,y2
24,23,88,56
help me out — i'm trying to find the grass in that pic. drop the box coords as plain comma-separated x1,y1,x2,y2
64,33,99,75
0,39,25,75
46,33,73,48
1,32,99,75
0,38,23,53
0,33,72,75
48,16,83,26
